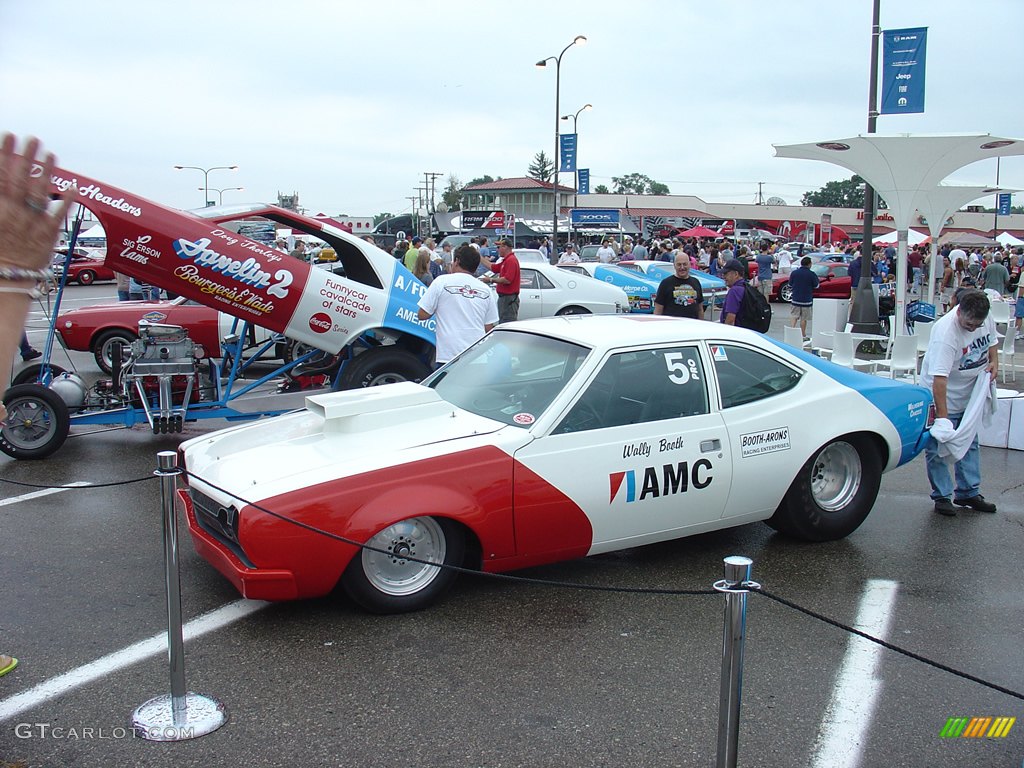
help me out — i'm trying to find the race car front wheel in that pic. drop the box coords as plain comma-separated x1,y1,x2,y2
342,516,464,614
766,435,881,542
1,384,71,460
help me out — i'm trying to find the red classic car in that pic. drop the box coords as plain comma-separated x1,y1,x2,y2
772,263,853,303
52,251,117,285
56,297,285,372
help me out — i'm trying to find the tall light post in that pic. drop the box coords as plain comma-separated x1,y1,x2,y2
173,164,239,207
201,186,244,205
561,103,592,211
537,34,586,262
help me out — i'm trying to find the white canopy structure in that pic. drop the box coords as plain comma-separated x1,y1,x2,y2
997,231,1024,247
872,228,928,246
775,134,1024,334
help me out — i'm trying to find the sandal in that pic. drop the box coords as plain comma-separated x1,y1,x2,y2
0,654,18,677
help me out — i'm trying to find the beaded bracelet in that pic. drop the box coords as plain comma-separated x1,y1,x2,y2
0,266,53,282
0,286,43,298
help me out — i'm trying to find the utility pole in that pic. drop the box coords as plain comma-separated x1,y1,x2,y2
425,172,443,235
406,196,418,239
850,0,883,335
756,182,764,205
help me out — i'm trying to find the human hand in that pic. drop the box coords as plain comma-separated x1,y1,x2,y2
0,134,73,273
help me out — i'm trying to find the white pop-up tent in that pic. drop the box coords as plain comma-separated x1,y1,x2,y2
775,134,1024,334
997,231,1024,247
873,228,928,246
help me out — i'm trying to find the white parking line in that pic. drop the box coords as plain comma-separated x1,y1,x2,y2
811,579,899,768
0,482,92,507
0,599,268,723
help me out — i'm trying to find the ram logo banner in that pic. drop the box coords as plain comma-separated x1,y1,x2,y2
461,210,506,230
998,193,1012,216
881,27,927,114
939,716,1014,739
609,461,713,503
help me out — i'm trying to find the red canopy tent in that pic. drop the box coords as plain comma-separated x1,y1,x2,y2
677,225,720,238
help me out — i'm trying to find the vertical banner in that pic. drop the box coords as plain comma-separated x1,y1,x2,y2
881,27,927,114
578,168,590,195
559,133,577,173
820,213,832,242
997,193,1012,216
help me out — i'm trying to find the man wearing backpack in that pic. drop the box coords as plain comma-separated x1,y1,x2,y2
719,259,748,326
720,258,772,331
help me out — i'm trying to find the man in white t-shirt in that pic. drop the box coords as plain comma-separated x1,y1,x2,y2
557,244,580,265
597,239,616,263
417,244,498,366
920,289,999,516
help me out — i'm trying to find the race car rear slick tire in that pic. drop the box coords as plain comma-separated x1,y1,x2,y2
556,306,591,316
333,346,431,390
342,517,464,614
1,384,70,460
11,363,67,387
93,330,137,374
77,270,96,286
766,435,881,542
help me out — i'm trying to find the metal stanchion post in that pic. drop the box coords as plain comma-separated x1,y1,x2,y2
714,556,759,768
132,451,227,742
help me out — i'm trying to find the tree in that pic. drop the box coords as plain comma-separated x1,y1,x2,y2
373,212,393,226
611,173,669,195
466,175,495,188
801,174,888,209
594,184,610,194
441,175,463,211
528,151,554,183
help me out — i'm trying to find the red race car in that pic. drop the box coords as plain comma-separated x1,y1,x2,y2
56,297,286,373
772,262,853,303
52,250,117,285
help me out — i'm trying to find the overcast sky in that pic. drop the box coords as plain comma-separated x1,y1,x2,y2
3,0,1022,217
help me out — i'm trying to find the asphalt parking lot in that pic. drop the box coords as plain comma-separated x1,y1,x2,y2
2,285,1023,767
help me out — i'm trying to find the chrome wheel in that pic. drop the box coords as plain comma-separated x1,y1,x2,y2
361,517,447,596
809,441,861,512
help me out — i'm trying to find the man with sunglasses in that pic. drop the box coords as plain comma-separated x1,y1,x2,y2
920,289,999,516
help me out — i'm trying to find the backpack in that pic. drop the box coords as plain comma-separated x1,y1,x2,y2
737,282,772,332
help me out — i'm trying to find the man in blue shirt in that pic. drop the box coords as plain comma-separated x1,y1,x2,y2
788,256,820,338
755,242,774,298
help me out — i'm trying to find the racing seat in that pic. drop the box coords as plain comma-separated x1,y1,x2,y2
639,367,709,423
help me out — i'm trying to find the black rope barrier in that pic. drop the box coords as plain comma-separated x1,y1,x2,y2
0,475,157,489
753,586,1024,702
178,468,1024,700
6,468,1021,702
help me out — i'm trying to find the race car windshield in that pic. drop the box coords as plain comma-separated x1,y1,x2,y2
428,331,591,428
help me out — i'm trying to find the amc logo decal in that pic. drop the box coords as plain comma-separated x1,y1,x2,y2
609,460,713,503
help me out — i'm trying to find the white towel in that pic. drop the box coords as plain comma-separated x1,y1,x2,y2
932,373,997,462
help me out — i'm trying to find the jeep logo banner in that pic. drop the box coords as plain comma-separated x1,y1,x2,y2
570,209,620,227
881,27,927,115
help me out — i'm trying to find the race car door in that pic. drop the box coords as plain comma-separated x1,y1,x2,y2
513,344,733,554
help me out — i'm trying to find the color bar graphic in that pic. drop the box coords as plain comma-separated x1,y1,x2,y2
940,716,1015,738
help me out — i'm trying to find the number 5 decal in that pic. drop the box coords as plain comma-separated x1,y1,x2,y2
663,352,691,384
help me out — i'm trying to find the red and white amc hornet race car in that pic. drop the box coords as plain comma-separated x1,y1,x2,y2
178,315,933,614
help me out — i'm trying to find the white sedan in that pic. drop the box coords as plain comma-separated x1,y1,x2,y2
515,263,630,318
179,315,934,613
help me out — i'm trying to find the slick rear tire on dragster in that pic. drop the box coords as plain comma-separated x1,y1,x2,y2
334,346,432,390
1,384,71,460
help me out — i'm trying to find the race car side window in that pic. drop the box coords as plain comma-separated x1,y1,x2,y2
711,344,802,409
555,346,708,433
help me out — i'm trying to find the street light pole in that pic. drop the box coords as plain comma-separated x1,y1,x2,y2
561,103,592,211
173,164,239,207
201,187,244,205
537,35,586,263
